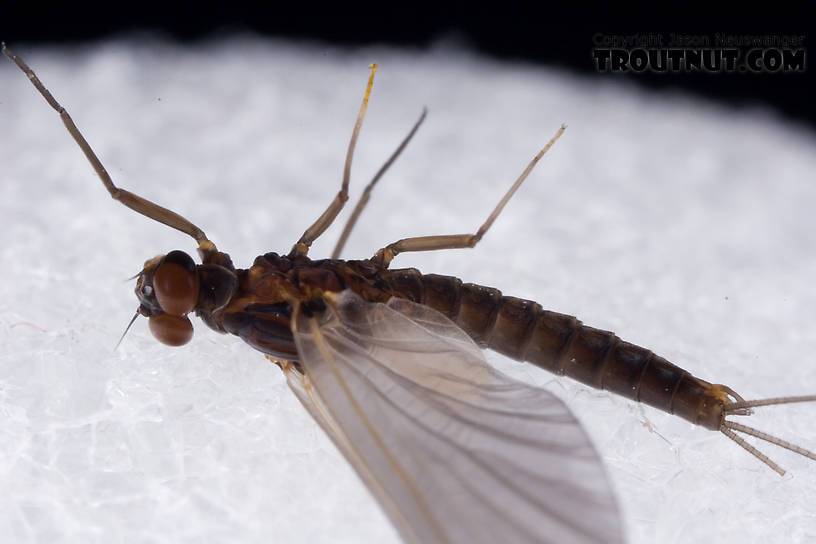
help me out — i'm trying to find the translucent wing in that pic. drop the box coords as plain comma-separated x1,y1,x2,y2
284,290,624,544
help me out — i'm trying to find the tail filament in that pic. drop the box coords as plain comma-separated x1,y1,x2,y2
720,395,816,476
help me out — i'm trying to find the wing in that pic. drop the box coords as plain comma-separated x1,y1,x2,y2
283,290,624,544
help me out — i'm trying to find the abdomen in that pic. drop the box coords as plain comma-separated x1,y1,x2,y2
382,268,724,430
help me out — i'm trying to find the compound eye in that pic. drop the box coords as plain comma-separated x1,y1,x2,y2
148,313,194,346
153,251,200,316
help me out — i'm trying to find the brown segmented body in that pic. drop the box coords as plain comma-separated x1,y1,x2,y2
210,251,728,431
381,268,727,431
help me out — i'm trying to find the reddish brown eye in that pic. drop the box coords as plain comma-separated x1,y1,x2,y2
148,313,194,346
153,261,200,316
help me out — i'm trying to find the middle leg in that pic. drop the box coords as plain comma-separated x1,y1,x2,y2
289,64,378,258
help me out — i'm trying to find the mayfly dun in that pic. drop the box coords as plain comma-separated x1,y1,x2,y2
5,43,816,544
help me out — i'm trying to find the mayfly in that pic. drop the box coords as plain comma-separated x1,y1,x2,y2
5,44,816,544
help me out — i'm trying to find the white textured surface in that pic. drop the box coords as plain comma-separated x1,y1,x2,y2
1,37,815,543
